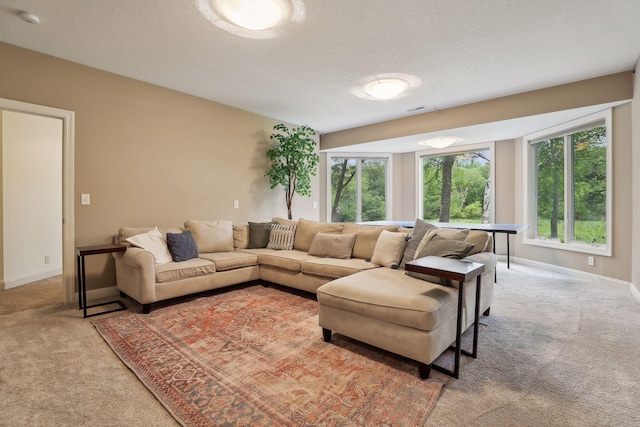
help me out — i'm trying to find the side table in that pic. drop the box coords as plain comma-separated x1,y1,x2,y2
76,244,127,318
405,256,485,379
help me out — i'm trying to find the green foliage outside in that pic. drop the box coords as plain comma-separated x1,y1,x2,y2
422,150,490,222
265,124,319,220
535,126,606,244
330,158,386,222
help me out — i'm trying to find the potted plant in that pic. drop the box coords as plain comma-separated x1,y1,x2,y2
265,124,319,220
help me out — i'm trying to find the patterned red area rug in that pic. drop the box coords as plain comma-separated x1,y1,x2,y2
93,285,483,426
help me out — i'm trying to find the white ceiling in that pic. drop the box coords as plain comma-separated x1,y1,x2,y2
1,1,639,150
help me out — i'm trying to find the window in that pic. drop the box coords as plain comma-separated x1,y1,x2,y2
328,155,390,222
523,110,611,255
418,144,494,224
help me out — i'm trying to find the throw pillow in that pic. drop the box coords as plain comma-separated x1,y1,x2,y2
466,230,490,255
248,222,273,249
342,223,398,260
399,219,437,269
371,230,410,268
184,220,234,253
293,218,344,252
125,227,173,265
267,224,296,250
308,233,357,259
414,227,470,258
166,231,199,262
233,224,249,249
407,236,476,284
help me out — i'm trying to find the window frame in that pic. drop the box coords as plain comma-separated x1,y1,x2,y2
415,142,496,223
326,153,392,223
522,109,612,256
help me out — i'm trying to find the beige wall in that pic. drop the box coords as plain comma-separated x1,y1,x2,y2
632,57,640,301
0,42,319,289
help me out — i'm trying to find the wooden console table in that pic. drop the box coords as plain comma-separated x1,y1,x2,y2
76,244,127,318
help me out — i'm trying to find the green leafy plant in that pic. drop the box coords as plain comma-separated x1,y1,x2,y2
265,124,319,220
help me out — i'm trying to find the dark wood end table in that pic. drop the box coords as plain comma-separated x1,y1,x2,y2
405,256,485,379
76,244,127,318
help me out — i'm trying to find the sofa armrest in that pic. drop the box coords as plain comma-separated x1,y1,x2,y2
112,247,157,304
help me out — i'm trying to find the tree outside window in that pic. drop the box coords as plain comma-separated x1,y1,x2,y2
330,157,388,222
421,149,491,224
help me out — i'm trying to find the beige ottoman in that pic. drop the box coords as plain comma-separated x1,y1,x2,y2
317,267,459,379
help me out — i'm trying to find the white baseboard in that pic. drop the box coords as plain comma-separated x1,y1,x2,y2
507,256,630,290
2,268,63,290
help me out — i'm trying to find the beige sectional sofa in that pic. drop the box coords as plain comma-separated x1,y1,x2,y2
113,218,496,377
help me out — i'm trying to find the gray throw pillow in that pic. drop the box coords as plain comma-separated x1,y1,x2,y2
406,236,476,284
166,231,198,262
399,219,437,269
248,222,273,249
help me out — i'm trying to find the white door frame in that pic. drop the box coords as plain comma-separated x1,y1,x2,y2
1,98,75,304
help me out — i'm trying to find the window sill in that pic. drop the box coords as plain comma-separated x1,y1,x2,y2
523,238,611,257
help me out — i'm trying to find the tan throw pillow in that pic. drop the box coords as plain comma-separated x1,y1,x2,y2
267,224,296,250
414,227,470,258
466,230,489,255
399,219,437,269
342,223,398,260
293,218,344,252
371,230,410,268
125,227,173,265
184,220,234,253
308,233,357,259
233,224,249,249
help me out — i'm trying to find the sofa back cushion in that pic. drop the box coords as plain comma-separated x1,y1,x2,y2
371,230,410,268
342,223,399,260
293,218,344,252
184,220,234,253
465,230,490,255
308,233,357,259
233,224,249,249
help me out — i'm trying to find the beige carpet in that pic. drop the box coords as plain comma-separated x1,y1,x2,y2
0,275,64,315
1,263,639,426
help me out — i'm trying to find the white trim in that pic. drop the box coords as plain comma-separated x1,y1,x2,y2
510,256,630,290
325,153,393,222
522,109,612,256
0,98,75,304
415,142,495,222
1,268,63,289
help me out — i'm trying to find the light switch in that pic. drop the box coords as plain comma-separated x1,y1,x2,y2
81,194,90,205
234,200,239,209
313,201,318,208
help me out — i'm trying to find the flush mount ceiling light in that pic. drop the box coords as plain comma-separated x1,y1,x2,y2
196,0,306,39
351,73,421,101
419,136,463,148
363,78,409,100
19,12,40,24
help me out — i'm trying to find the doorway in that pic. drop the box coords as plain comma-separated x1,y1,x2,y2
0,98,75,304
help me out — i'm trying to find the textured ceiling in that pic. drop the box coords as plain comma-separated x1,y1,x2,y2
1,0,639,143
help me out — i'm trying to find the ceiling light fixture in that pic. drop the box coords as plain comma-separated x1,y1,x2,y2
19,12,40,24
215,0,290,30
419,136,463,148
196,0,306,39
351,73,422,101
363,78,409,100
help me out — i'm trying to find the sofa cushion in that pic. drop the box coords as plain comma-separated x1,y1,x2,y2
267,224,296,250
185,220,234,253
248,249,312,272
293,218,344,252
271,217,298,227
317,268,458,331
248,222,273,249
198,251,258,271
407,236,476,284
415,227,470,256
155,258,217,283
125,227,173,265
301,257,378,279
308,233,357,259
371,230,409,268
166,231,198,262
233,224,249,249
342,223,399,260
399,219,437,269
466,230,490,255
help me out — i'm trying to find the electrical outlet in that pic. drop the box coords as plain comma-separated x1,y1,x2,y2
44,255,50,264
588,256,595,266
81,194,90,205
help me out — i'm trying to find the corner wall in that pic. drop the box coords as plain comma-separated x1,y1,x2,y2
0,42,319,290
632,58,640,302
